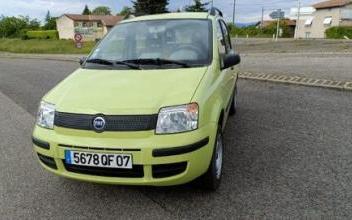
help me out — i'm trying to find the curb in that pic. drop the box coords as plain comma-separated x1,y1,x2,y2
0,54,79,62
239,72,352,91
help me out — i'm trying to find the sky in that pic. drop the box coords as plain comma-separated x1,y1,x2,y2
0,0,323,23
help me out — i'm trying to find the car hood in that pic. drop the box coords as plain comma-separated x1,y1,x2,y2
44,67,207,115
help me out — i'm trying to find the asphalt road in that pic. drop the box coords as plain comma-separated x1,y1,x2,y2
1,58,352,219
240,53,352,82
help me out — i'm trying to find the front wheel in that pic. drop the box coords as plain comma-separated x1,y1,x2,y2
200,127,224,191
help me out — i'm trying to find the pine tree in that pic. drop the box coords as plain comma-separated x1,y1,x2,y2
43,10,57,30
132,0,169,16
45,11,51,23
82,5,91,15
185,0,209,12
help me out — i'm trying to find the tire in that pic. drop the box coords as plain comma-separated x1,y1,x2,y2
229,86,237,116
200,126,224,191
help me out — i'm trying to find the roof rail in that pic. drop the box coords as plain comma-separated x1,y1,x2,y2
209,7,223,17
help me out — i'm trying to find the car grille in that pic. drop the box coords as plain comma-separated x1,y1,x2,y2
54,112,158,131
63,161,144,178
152,162,187,178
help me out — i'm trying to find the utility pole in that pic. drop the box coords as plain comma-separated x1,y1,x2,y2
261,7,264,28
232,0,237,25
295,0,301,39
211,0,214,7
276,16,280,41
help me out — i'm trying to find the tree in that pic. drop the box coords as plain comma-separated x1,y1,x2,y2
42,10,57,30
118,6,132,16
82,5,91,15
45,11,51,22
185,0,209,12
92,6,112,15
132,0,169,16
0,16,30,38
43,17,57,30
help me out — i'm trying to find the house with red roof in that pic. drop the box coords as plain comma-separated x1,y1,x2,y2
56,14,124,41
295,0,352,38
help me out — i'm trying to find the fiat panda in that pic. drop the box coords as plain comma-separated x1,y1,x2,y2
33,8,240,190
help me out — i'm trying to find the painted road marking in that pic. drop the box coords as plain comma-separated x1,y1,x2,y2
239,72,352,91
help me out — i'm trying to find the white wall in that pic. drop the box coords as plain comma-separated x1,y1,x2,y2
56,16,75,40
295,6,345,39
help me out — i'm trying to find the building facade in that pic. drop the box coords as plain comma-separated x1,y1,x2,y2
295,0,352,39
56,14,124,41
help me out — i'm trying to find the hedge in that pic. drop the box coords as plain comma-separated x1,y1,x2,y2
25,30,58,40
325,26,352,39
227,21,294,38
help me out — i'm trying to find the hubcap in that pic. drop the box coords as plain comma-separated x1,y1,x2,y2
215,133,223,179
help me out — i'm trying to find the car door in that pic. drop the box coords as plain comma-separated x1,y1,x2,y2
217,19,237,118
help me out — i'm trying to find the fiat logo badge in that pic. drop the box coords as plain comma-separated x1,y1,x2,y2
93,116,106,132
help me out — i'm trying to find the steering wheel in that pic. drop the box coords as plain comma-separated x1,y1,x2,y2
169,45,204,60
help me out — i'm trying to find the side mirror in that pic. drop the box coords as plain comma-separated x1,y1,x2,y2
223,52,241,69
79,57,86,66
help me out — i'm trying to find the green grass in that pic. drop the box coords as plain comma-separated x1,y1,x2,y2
0,39,95,54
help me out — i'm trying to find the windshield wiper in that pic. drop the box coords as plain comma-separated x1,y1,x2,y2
115,61,141,70
124,58,190,68
86,58,114,66
85,58,141,70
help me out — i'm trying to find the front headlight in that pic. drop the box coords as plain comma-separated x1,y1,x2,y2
156,103,198,134
36,101,55,129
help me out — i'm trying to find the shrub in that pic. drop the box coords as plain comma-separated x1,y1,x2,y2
26,30,58,39
228,20,294,38
0,16,40,38
326,26,352,39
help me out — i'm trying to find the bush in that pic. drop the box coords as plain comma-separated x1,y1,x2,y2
228,20,294,38
228,24,273,38
0,16,40,38
326,26,352,39
25,30,58,39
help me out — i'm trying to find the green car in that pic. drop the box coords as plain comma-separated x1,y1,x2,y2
32,8,240,190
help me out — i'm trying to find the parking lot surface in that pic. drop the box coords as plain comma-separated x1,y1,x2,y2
1,58,352,219
240,53,352,82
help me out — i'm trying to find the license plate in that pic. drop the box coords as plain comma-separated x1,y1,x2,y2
65,150,133,169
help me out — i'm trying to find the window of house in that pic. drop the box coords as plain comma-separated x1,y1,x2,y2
74,22,80,27
341,9,352,19
305,32,311,39
305,18,313,26
323,17,332,25
97,22,103,27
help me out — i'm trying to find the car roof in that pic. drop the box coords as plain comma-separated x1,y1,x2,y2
120,12,212,23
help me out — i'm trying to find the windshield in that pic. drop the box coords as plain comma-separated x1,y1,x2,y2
86,19,212,69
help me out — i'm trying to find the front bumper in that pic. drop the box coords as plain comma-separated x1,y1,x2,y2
32,123,217,186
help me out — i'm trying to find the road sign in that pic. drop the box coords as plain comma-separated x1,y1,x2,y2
75,42,83,49
74,33,83,49
270,10,285,19
74,33,83,42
